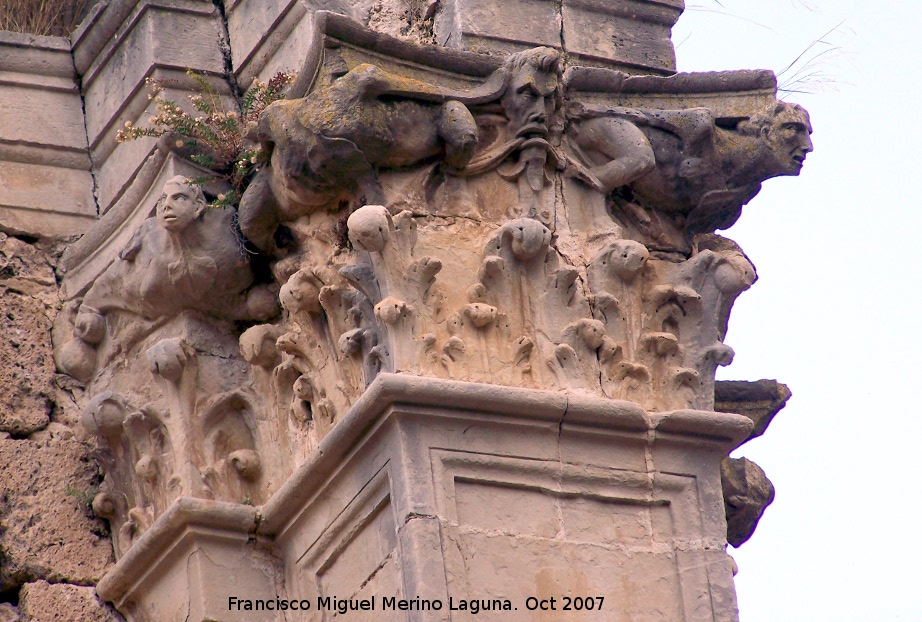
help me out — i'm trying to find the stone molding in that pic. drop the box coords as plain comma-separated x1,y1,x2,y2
75,0,230,214
260,373,753,536
97,373,752,621
0,30,95,237
95,497,276,621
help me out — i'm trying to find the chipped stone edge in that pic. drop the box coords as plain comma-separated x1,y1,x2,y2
95,497,258,604
564,66,778,96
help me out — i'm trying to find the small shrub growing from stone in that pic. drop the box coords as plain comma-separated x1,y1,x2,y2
117,70,295,208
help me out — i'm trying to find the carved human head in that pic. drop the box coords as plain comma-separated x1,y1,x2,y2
499,47,562,138
157,176,206,232
746,102,814,176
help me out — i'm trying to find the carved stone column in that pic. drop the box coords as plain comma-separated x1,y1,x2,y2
48,8,811,622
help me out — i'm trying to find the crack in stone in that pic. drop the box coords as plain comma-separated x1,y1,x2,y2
353,548,395,595
211,0,241,102
404,512,437,525
69,38,100,218
556,0,566,56
555,392,568,539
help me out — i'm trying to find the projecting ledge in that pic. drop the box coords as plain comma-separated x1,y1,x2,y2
95,498,281,622
257,373,752,538
96,375,753,621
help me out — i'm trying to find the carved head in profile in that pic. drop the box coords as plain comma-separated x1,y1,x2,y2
745,102,814,176
499,47,562,139
156,176,207,233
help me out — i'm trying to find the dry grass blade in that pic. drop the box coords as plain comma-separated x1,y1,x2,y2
790,0,819,11
683,4,775,32
777,21,850,96
0,0,95,36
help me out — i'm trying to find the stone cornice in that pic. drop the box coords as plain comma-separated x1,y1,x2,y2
259,373,752,539
95,497,259,605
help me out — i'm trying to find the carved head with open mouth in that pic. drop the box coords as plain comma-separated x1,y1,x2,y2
499,47,562,141
157,176,206,233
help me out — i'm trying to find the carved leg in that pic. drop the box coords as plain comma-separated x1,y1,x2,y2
438,100,478,170
576,117,656,192
237,166,281,253
308,135,385,205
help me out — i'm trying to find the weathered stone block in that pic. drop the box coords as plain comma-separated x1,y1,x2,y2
435,0,560,54
0,603,17,622
79,3,226,147
715,378,792,441
0,292,53,435
18,580,122,622
0,161,96,238
0,81,85,153
74,1,228,214
562,0,681,73
0,32,95,238
224,0,314,84
433,0,681,72
0,437,113,591
0,235,57,436
721,457,775,548
96,499,279,622
264,375,747,620
241,7,319,86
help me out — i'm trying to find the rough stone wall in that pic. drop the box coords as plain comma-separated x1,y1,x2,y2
367,0,437,44
0,234,120,620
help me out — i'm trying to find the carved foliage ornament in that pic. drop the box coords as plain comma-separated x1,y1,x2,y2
57,15,810,554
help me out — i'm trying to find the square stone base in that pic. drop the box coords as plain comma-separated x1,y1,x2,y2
99,374,751,621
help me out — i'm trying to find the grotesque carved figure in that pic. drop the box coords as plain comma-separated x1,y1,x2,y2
51,14,809,574
565,116,656,198
59,177,278,381
744,101,814,176
568,101,813,238
90,177,276,320
463,47,563,212
238,63,482,251
238,47,564,251
498,49,561,140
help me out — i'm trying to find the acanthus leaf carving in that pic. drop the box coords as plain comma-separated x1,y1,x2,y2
54,16,809,556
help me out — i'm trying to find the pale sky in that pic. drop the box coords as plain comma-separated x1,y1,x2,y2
673,2,922,620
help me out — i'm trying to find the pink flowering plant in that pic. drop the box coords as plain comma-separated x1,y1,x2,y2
116,70,294,208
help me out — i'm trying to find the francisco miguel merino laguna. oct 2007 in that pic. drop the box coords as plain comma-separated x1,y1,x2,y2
226,594,608,614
